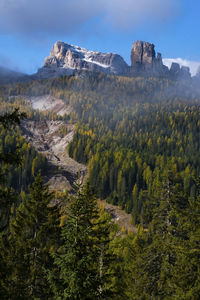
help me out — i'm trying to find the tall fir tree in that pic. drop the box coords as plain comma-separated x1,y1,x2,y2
0,108,26,232
48,183,115,300
170,177,200,299
1,172,61,299
124,170,186,299
0,109,26,298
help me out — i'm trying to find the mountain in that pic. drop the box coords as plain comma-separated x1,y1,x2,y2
0,41,193,84
130,41,191,79
1,40,200,299
0,66,27,84
36,41,129,79
3,66,199,226
34,40,192,80
130,40,167,76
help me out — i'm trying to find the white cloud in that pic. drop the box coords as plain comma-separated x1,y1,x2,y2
163,58,200,76
0,0,180,36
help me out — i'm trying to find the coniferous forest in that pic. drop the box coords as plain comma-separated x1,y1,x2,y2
1,72,200,299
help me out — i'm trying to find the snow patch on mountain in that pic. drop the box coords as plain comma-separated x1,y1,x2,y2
36,41,128,78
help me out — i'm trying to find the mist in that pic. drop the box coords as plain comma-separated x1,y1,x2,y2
163,58,200,76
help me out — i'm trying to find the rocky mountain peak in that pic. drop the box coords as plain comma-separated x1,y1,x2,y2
51,41,66,56
34,40,192,81
130,40,166,75
40,41,128,78
169,62,191,79
131,41,155,66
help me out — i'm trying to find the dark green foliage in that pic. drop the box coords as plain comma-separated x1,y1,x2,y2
1,72,200,223
48,183,115,300
0,108,26,166
0,109,25,297
0,108,26,130
0,109,27,232
0,124,48,192
69,102,200,223
1,73,200,298
0,108,48,233
1,173,61,299
115,175,200,300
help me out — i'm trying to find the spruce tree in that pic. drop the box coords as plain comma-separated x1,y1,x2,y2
171,177,200,298
48,183,115,300
0,108,26,232
2,172,61,299
125,170,185,299
0,109,26,298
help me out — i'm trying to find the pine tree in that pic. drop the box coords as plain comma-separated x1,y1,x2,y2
2,172,61,299
171,177,200,298
0,109,26,298
0,109,26,232
48,183,115,300
125,170,185,299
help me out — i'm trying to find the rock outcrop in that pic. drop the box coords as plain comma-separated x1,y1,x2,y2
131,41,155,66
130,40,192,79
33,40,193,81
196,66,200,78
17,94,87,192
169,62,191,80
130,41,167,76
37,41,129,78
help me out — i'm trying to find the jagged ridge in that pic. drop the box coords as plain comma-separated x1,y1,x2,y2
35,40,192,80
37,41,128,78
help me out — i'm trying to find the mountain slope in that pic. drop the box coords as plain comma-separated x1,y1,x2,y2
8,94,88,192
0,66,27,84
2,65,200,224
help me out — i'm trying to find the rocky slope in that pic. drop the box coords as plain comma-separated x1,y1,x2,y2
20,95,87,192
30,95,73,116
19,95,135,230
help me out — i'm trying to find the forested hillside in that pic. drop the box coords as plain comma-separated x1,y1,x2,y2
1,71,200,298
2,71,199,223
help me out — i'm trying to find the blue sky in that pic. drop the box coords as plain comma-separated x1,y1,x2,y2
0,0,200,75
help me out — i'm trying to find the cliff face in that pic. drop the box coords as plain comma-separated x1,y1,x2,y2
33,40,192,80
131,41,155,66
130,40,191,79
169,62,191,79
130,41,167,75
37,41,128,78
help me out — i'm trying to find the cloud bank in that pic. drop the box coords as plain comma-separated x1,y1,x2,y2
0,0,179,36
163,58,200,76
